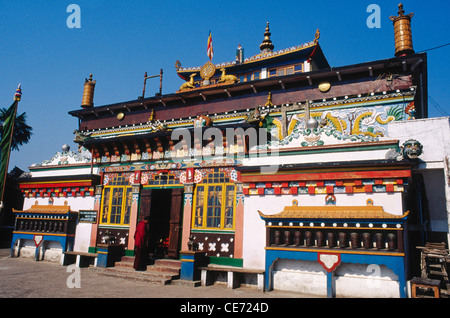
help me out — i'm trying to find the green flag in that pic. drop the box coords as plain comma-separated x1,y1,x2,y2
0,85,21,203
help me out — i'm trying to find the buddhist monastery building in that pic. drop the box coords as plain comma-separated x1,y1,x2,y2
11,5,450,298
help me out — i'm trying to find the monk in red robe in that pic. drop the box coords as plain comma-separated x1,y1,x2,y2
133,216,150,270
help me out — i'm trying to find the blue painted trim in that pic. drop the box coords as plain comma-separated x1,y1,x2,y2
265,249,406,298
10,233,74,261
326,271,335,298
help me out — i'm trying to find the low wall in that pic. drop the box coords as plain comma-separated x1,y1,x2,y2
272,259,400,298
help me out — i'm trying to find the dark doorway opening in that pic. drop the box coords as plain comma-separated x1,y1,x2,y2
148,189,172,258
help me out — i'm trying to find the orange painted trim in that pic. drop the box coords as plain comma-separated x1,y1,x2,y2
181,194,193,251
233,194,245,259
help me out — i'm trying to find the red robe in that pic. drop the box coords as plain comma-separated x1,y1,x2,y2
133,221,148,270
134,221,148,247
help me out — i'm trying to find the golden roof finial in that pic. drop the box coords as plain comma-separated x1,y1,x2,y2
265,92,273,107
390,3,414,20
259,22,274,52
397,3,405,16
148,108,155,122
390,3,414,57
314,29,320,44
81,73,96,108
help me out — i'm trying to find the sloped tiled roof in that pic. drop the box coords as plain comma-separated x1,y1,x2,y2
13,203,74,215
258,205,409,220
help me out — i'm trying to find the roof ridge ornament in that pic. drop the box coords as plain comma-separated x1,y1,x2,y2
259,22,274,53
390,3,414,57
313,29,320,44
81,73,96,108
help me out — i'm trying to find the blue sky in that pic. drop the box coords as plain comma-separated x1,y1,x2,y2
1,0,449,171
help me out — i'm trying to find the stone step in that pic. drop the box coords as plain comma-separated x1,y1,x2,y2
149,259,182,275
154,258,182,269
109,266,178,280
115,257,181,270
115,261,134,268
93,257,182,285
90,267,172,286
149,264,181,275
120,256,136,263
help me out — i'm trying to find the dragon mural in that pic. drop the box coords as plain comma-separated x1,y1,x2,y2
269,104,406,141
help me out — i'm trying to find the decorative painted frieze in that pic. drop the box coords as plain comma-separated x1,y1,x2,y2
34,145,91,167
243,178,406,195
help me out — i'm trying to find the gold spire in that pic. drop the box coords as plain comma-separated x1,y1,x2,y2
81,74,96,108
390,3,414,57
259,22,274,52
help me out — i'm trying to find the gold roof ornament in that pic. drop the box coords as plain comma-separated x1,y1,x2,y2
179,73,197,91
81,74,96,108
217,67,238,84
259,22,274,52
148,108,155,122
313,29,320,44
390,3,414,57
200,61,216,81
265,92,273,107
117,112,125,121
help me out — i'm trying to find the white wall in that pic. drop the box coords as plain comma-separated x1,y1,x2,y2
23,196,95,211
388,117,450,242
388,117,450,165
74,223,93,252
30,166,95,178
22,196,96,253
272,259,400,297
242,192,404,269
243,148,392,168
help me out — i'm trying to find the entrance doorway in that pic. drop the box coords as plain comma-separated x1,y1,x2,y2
148,189,171,257
139,188,183,259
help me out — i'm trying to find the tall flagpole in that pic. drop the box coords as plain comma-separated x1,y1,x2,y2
0,84,21,209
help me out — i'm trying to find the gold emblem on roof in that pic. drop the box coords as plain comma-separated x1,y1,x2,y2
200,61,216,80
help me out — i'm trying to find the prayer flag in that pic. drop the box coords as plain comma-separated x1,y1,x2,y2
0,85,21,203
207,31,213,61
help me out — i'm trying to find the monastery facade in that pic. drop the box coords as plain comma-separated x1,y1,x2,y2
11,5,450,298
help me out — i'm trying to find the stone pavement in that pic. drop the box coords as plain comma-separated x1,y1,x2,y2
0,248,321,312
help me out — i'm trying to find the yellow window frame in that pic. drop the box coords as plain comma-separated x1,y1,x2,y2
192,183,236,230
100,185,132,226
268,63,304,78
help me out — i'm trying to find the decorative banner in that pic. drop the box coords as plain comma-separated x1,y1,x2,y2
207,31,213,61
193,170,203,183
186,168,194,183
317,252,341,273
33,235,43,247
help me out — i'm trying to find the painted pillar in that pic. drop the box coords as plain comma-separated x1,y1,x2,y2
181,183,194,251
89,185,102,249
127,184,141,251
317,252,341,298
180,251,208,281
326,272,336,298
234,182,244,258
